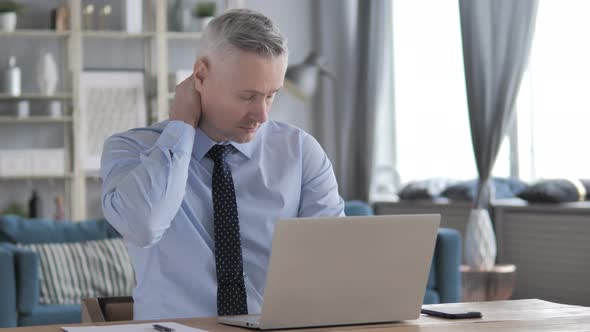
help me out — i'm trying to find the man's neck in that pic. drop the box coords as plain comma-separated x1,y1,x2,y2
199,123,228,143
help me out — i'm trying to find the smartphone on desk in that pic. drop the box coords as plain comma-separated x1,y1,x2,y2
421,308,482,319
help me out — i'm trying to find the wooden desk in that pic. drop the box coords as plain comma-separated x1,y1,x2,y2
3,299,590,332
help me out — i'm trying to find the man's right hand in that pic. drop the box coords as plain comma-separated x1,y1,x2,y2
169,75,202,128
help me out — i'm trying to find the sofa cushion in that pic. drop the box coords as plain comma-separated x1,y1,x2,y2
0,216,120,244
18,304,80,327
19,238,135,305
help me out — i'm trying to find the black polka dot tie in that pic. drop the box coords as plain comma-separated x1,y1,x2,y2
207,144,248,316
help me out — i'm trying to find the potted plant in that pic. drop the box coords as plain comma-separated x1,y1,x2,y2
192,1,216,31
0,0,23,32
2,201,27,217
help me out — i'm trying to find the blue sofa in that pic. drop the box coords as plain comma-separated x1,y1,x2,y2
0,201,461,327
345,200,462,304
0,216,120,327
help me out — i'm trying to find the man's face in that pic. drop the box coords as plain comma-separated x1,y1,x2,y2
195,50,287,143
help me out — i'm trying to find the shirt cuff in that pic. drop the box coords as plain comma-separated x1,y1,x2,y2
156,120,196,154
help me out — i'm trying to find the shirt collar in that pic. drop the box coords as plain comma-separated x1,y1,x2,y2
193,125,260,161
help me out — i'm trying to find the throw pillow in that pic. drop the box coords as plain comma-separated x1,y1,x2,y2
398,178,458,200
518,179,590,203
19,238,135,305
441,177,527,201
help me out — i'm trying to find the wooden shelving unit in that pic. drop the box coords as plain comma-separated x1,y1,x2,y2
0,93,73,100
0,0,245,220
166,32,203,40
0,116,72,123
82,30,155,39
0,29,70,38
0,173,74,181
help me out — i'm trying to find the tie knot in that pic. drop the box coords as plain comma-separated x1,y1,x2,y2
207,144,233,162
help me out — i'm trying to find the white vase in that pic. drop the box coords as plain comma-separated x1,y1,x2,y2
174,0,191,32
48,100,62,117
16,100,29,118
124,0,142,33
36,51,58,96
464,208,497,270
0,12,17,31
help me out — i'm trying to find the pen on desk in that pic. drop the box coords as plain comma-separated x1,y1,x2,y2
152,323,175,332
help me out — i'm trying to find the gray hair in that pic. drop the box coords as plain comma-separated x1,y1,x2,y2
201,9,288,59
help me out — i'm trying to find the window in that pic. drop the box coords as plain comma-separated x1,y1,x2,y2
515,0,590,180
388,0,510,187
372,0,589,201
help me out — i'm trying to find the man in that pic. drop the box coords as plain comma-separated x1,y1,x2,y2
101,9,344,320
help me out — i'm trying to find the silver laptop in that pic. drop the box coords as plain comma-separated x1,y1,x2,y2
218,214,440,330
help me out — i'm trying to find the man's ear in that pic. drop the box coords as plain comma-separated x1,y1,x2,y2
193,57,209,92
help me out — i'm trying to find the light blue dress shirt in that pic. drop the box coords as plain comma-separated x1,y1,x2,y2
101,120,344,320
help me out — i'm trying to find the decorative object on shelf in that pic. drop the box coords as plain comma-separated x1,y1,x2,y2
0,0,22,32
53,194,65,220
82,3,95,30
193,1,216,31
97,4,112,31
36,50,58,96
16,100,29,117
1,201,27,217
123,0,142,33
0,149,66,177
0,150,30,176
28,189,42,218
285,52,335,100
464,208,497,270
2,56,21,96
31,149,66,176
50,5,69,31
173,0,191,32
79,71,146,171
224,0,246,11
48,100,62,117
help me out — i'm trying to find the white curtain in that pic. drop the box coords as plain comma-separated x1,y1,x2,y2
459,0,539,269
313,0,394,201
